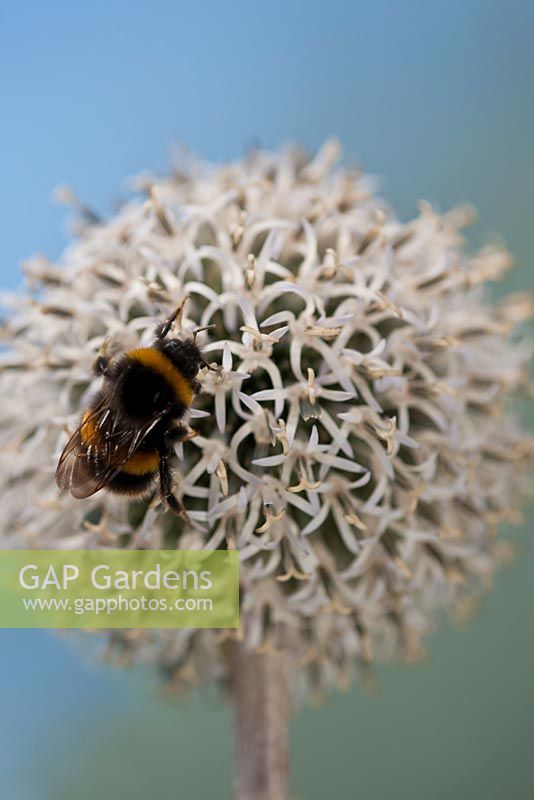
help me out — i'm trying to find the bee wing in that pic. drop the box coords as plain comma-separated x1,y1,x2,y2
55,402,119,498
55,426,111,499
56,403,168,500
55,402,108,493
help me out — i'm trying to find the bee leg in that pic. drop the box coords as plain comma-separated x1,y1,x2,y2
93,354,111,377
158,453,190,522
191,378,203,397
164,424,189,450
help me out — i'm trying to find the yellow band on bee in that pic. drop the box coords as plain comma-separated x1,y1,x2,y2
122,450,160,475
128,348,193,407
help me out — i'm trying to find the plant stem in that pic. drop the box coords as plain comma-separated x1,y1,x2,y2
230,643,290,800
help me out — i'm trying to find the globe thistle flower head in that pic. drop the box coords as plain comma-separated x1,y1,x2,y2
0,140,532,696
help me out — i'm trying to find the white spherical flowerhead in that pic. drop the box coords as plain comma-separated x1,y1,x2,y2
1,140,531,696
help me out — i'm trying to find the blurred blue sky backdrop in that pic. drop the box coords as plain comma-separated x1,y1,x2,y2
0,2,533,798
1,0,533,291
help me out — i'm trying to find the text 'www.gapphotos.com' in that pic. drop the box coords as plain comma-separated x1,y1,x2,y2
21,595,214,615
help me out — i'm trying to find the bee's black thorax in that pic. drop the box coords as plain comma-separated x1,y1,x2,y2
120,358,180,419
105,340,203,424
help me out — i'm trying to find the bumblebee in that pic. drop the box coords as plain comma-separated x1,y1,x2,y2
56,304,211,517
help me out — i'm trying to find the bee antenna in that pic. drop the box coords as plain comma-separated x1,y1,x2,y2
157,297,189,340
192,324,215,342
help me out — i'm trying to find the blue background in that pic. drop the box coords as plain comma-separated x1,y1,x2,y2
0,2,533,798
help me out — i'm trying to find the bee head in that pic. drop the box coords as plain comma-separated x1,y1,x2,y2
160,337,204,379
